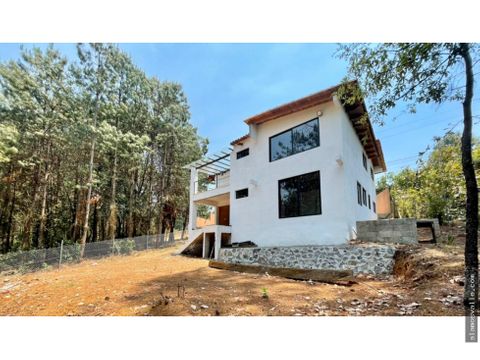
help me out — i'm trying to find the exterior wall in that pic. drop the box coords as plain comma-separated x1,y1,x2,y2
229,99,380,247
376,188,393,218
218,245,397,275
229,101,350,246
196,212,216,228
357,218,418,244
338,99,378,240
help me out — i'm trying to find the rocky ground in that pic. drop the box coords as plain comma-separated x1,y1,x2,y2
0,230,471,316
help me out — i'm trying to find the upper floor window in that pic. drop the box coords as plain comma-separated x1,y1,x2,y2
235,188,249,199
279,171,321,218
357,182,362,206
237,148,249,159
362,187,367,206
269,118,319,162
370,167,374,181
362,153,367,170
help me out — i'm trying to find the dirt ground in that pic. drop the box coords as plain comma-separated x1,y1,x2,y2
0,236,470,316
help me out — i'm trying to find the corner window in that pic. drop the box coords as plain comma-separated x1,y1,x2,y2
235,188,248,199
368,194,371,209
270,118,319,162
357,182,362,206
236,148,249,159
362,187,367,206
279,171,321,218
362,153,367,170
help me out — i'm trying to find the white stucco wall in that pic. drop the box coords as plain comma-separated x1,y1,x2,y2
229,102,354,246
337,99,378,240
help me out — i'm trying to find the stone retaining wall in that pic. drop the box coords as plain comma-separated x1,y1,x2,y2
218,244,397,275
357,218,417,244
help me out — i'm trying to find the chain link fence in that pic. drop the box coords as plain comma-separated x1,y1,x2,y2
0,232,184,273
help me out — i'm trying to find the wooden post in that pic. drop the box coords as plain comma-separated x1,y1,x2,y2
58,240,64,268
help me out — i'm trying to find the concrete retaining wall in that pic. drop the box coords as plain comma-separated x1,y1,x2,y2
357,218,417,244
218,244,397,275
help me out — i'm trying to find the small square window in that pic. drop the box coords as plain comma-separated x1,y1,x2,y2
235,188,249,199
236,148,249,159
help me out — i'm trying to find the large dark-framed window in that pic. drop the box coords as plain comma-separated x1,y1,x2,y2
235,188,249,199
357,182,362,205
362,187,367,206
236,148,249,159
278,170,321,218
269,118,319,162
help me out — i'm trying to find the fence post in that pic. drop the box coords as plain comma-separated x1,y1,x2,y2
146,234,149,250
58,240,64,268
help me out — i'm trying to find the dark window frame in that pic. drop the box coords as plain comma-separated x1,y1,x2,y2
357,181,362,206
269,118,320,162
362,153,368,170
236,148,249,159
373,201,376,214
368,194,371,209
362,187,367,206
370,167,374,181
278,170,322,218
235,188,249,199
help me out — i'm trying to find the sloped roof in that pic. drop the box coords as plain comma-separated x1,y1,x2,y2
231,81,386,172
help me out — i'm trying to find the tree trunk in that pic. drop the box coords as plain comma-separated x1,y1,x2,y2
92,201,98,242
5,183,16,253
38,172,49,249
108,144,118,241
79,133,96,256
459,43,478,313
38,141,51,248
79,86,99,256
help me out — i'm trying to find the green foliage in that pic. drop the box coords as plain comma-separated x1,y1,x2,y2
378,133,479,223
0,123,19,163
336,43,479,123
261,287,269,299
0,44,207,254
113,239,136,255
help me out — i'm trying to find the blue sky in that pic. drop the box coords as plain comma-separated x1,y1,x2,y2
1,43,479,175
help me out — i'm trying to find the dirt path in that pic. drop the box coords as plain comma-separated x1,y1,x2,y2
0,242,467,316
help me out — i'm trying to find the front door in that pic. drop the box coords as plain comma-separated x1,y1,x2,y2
218,205,230,226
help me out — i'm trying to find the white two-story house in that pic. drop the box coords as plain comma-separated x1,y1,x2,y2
182,81,386,260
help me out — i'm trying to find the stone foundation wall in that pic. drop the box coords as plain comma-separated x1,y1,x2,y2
357,218,417,244
218,244,397,275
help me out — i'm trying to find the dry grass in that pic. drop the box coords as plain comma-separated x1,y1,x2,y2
0,241,468,316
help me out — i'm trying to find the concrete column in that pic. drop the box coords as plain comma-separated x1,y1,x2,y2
214,228,221,260
188,167,198,241
202,232,207,258
214,206,219,225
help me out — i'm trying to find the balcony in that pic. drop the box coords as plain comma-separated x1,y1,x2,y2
194,172,230,194
185,147,232,205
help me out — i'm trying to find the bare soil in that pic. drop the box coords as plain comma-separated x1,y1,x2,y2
0,235,469,316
